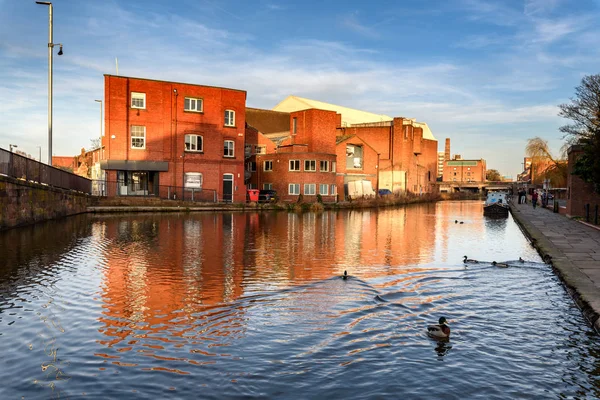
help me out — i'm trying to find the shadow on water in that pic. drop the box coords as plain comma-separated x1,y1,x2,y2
1,203,600,399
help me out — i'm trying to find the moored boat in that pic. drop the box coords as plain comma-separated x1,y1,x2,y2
484,191,510,217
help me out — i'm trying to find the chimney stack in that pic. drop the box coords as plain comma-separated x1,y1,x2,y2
444,138,451,162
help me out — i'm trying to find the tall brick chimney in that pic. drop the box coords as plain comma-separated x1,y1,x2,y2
444,138,450,162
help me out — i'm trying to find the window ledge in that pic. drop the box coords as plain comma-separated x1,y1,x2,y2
184,110,204,114
185,150,204,154
224,125,236,128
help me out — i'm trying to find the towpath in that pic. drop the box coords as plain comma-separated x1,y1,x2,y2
510,200,600,332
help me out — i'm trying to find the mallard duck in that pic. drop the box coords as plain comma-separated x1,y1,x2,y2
455,220,458,223
342,270,348,280
463,255,478,264
459,221,464,224
492,261,509,268
427,317,451,338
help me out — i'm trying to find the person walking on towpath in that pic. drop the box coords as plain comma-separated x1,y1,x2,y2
532,191,538,209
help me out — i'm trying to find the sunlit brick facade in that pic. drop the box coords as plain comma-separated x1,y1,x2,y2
101,75,247,202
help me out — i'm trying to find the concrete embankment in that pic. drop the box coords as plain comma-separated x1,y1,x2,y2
510,201,600,332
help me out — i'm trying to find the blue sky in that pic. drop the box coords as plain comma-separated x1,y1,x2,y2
2,0,600,178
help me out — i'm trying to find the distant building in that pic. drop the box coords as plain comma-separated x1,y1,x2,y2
437,152,445,178
443,159,486,183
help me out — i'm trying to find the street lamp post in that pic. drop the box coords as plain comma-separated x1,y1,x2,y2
36,1,63,167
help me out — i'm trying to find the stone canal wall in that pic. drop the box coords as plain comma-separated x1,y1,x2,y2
510,201,600,333
0,175,95,231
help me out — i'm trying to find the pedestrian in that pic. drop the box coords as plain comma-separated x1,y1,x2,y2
541,191,547,207
532,191,538,209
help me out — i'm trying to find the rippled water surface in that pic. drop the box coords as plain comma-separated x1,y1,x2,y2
1,201,599,399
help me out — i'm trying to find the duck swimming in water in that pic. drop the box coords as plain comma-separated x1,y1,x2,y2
459,221,464,224
342,270,348,280
463,255,478,264
492,261,509,268
427,317,451,339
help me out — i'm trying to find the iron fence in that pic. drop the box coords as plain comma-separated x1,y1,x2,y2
93,180,219,203
0,147,92,194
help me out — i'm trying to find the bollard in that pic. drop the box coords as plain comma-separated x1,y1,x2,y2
595,204,599,225
585,203,590,222
553,199,559,213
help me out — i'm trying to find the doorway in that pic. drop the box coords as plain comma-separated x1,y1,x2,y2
222,173,233,202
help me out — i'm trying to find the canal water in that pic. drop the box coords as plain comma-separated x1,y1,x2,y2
1,201,599,399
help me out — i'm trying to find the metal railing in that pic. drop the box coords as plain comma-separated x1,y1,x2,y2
0,147,92,194
93,180,219,203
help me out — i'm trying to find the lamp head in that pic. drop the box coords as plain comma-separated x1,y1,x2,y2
57,45,63,56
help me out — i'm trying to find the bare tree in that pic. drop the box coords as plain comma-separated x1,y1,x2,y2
559,74,600,192
525,137,567,187
89,138,101,150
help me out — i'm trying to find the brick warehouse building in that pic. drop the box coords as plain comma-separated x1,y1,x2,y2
246,108,339,203
273,96,438,196
101,75,247,202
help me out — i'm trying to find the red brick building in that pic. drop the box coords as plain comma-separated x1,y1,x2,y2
566,145,600,219
246,108,339,202
442,159,486,183
101,75,247,202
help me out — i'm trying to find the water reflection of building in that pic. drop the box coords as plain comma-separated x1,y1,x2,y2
97,214,248,347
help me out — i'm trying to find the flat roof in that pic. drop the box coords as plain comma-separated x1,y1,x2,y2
103,74,247,94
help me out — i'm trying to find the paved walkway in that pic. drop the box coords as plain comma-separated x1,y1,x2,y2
510,199,600,331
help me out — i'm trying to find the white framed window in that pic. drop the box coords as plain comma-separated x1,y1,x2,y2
247,162,256,172
224,109,235,127
224,140,235,157
184,172,203,189
304,160,316,171
131,92,146,109
185,134,203,152
263,183,273,190
289,160,300,171
245,144,252,156
264,160,273,171
184,97,203,112
319,184,329,195
320,160,329,172
130,125,146,149
255,145,266,154
304,184,316,195
289,183,300,195
332,161,336,172
331,184,337,195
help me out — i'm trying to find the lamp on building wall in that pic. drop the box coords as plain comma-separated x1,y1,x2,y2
36,1,64,166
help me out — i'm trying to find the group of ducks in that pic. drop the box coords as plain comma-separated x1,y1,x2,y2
463,255,525,267
341,270,452,339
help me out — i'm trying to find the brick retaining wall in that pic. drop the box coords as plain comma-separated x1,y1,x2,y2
0,176,95,230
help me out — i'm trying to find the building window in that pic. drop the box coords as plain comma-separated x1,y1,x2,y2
264,161,273,171
346,145,363,169
185,134,203,152
184,172,203,189
304,184,316,195
245,144,252,156
184,97,203,112
289,183,300,195
404,125,408,139
131,125,146,149
332,162,336,172
292,117,297,134
319,184,329,195
255,145,266,154
224,140,235,157
263,183,273,190
289,160,300,171
320,160,329,172
304,160,316,171
331,184,337,195
247,162,256,172
131,92,145,109
224,110,235,127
